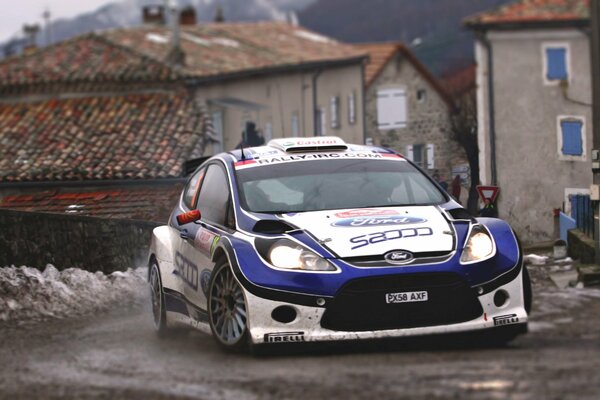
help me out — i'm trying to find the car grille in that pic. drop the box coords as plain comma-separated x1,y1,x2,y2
320,273,483,332
341,251,453,267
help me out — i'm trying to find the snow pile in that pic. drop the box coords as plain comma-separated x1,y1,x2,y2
523,254,549,265
0,264,148,324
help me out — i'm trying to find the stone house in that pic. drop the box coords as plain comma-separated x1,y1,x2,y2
357,42,469,198
466,0,592,242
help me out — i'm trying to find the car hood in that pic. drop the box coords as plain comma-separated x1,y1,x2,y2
279,206,454,258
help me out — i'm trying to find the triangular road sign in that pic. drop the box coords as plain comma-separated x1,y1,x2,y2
476,185,500,203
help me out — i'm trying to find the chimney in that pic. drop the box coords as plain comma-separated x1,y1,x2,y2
214,5,225,23
142,5,166,25
22,24,40,53
179,6,197,25
166,0,185,67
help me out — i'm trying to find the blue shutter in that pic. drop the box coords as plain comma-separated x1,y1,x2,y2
546,48,567,80
561,120,583,156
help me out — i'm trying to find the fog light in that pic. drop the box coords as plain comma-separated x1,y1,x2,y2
271,306,297,323
493,290,509,307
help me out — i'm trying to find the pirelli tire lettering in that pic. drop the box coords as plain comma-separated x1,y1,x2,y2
264,332,306,343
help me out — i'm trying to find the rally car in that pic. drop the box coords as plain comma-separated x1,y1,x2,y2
148,136,532,352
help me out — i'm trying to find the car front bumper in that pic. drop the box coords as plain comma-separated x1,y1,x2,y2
244,267,529,344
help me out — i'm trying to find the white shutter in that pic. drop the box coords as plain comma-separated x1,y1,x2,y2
426,143,435,169
320,107,327,136
348,92,356,124
405,144,414,161
377,88,407,130
264,122,273,142
330,96,339,128
291,113,299,137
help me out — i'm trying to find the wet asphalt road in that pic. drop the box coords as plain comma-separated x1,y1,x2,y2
1,265,600,400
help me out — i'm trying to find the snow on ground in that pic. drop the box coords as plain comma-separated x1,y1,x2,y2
0,264,148,324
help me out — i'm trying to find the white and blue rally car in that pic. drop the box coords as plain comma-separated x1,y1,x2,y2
148,136,531,352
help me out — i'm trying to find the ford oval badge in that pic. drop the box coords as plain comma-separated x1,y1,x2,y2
384,250,414,264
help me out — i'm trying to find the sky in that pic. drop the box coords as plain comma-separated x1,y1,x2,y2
0,0,113,42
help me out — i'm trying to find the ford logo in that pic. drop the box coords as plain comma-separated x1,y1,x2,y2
331,216,426,228
384,250,414,264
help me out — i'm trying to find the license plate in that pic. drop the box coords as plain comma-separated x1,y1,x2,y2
385,291,428,304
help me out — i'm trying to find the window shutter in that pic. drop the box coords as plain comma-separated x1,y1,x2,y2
377,88,407,130
330,96,340,129
291,113,299,137
426,143,435,169
348,92,356,124
264,122,273,142
561,120,583,155
546,48,568,80
405,145,414,161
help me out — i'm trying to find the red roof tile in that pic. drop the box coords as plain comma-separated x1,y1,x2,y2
0,185,183,222
0,22,366,93
441,64,476,96
0,92,207,182
355,42,455,109
466,0,589,27
0,34,180,93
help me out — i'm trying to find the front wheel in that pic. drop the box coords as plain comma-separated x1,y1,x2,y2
208,261,250,352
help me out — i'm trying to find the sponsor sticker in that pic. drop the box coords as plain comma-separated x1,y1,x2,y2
209,235,220,256
194,228,215,253
493,314,519,327
264,331,305,343
331,216,426,228
350,227,433,250
174,251,199,290
334,209,399,218
234,152,405,169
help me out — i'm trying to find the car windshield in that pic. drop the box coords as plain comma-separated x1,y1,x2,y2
235,158,446,213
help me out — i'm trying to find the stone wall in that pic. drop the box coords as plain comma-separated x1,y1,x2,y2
0,209,159,273
365,55,469,202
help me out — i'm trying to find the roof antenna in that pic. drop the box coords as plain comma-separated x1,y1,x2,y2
240,140,246,161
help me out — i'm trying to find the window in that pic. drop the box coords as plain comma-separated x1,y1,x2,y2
543,43,569,84
182,168,205,209
291,113,300,137
211,111,223,154
377,88,407,130
348,91,356,124
558,116,585,160
196,164,231,226
236,159,446,213
330,96,340,129
316,107,326,136
264,122,273,142
417,89,427,103
406,143,434,169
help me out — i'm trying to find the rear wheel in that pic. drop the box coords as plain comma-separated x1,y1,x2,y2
208,261,249,352
149,261,169,337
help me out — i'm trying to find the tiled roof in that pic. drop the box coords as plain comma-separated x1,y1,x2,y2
442,64,476,96
101,22,366,80
356,42,454,109
0,185,183,222
0,92,207,182
465,0,589,27
0,34,180,93
0,22,366,93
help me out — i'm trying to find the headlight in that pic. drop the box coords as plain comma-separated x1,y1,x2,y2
460,225,495,264
268,239,336,271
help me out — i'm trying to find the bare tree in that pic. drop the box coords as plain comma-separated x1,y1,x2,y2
449,88,479,214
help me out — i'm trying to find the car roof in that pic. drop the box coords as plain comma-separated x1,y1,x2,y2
226,136,401,163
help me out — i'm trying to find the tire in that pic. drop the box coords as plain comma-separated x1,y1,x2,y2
523,265,533,314
208,260,250,352
149,260,169,337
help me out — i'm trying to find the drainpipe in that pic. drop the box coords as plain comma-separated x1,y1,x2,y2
478,32,498,186
312,70,322,136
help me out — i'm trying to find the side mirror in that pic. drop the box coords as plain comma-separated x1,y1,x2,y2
176,210,201,225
